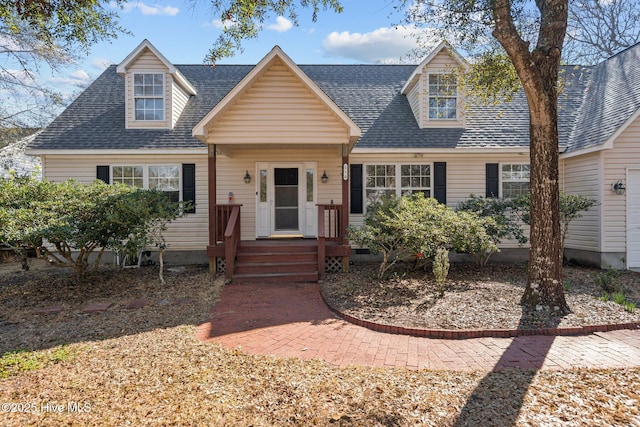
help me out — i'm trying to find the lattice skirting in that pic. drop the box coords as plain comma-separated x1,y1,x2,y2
325,256,343,273
216,257,226,273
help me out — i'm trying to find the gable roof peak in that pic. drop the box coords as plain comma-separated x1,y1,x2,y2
116,39,196,95
192,45,361,146
401,40,467,94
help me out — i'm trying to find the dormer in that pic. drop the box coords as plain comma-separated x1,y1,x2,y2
401,41,467,129
116,40,197,130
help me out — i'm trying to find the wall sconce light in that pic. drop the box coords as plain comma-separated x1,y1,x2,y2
612,180,626,195
243,170,251,184
321,170,329,184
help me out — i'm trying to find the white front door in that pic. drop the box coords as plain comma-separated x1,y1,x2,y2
627,169,640,268
255,162,317,238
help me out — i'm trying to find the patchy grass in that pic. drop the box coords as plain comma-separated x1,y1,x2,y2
0,346,75,379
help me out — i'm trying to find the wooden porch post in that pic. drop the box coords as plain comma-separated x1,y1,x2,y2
341,145,350,272
341,145,349,245
208,144,217,272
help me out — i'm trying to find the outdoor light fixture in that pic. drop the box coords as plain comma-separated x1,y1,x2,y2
243,170,251,184
321,170,329,184
613,180,626,195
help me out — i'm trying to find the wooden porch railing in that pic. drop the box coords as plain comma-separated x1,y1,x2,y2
317,204,343,241
215,204,241,279
215,204,242,244
317,204,344,280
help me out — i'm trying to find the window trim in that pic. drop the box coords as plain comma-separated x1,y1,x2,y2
427,72,458,121
363,162,433,212
110,164,183,202
133,72,166,122
500,162,530,198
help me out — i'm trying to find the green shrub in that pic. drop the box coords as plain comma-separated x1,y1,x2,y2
433,248,450,296
457,195,527,243
0,176,186,277
513,192,596,253
594,269,621,294
348,193,498,277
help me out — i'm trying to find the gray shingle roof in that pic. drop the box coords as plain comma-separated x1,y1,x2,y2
566,43,640,152
29,44,640,153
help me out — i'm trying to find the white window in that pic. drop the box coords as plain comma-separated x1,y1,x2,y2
365,164,396,205
134,73,164,121
400,164,431,197
501,164,530,198
112,166,144,187
149,165,180,203
365,164,432,207
111,165,181,202
428,74,457,120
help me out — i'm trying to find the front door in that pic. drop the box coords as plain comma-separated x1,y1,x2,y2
274,168,299,231
256,162,317,238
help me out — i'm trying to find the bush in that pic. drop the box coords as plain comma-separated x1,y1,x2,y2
513,192,596,252
348,194,498,278
457,195,527,259
0,176,186,277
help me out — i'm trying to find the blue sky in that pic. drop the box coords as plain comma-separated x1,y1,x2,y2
52,0,425,91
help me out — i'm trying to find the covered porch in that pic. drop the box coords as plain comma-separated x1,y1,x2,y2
191,46,361,282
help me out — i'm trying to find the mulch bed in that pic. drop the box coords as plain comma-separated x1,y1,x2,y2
322,262,640,331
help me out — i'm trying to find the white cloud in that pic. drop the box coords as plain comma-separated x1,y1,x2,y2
322,26,421,63
205,18,237,29
0,69,35,85
92,58,113,70
112,1,179,16
267,16,293,33
48,69,92,88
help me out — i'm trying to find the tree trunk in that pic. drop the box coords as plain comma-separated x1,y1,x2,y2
491,0,570,313
520,105,568,312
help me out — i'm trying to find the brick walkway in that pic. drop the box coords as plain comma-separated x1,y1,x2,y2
198,282,640,371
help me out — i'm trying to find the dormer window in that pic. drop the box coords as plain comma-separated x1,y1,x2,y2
134,73,165,121
428,74,457,120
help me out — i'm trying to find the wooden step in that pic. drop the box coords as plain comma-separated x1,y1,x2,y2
229,241,319,283
232,271,318,283
236,251,317,264
235,261,317,275
238,242,318,253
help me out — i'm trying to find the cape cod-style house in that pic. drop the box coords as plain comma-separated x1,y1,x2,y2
27,39,640,281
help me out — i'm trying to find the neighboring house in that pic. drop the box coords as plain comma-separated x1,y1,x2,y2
27,39,640,280
1,131,42,179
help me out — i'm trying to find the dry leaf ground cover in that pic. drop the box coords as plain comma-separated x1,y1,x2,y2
323,263,640,330
1,257,639,426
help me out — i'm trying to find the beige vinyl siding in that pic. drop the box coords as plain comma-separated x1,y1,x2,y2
207,58,350,146
171,80,190,127
561,153,601,251
41,154,209,251
421,50,464,129
125,49,171,129
350,152,530,248
407,82,422,125
215,148,341,241
601,116,640,253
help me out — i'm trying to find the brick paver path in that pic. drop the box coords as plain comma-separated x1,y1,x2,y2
198,282,640,371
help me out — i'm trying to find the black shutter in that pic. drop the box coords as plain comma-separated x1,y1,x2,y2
434,162,446,204
486,163,499,198
350,164,363,214
96,165,110,183
182,163,196,213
